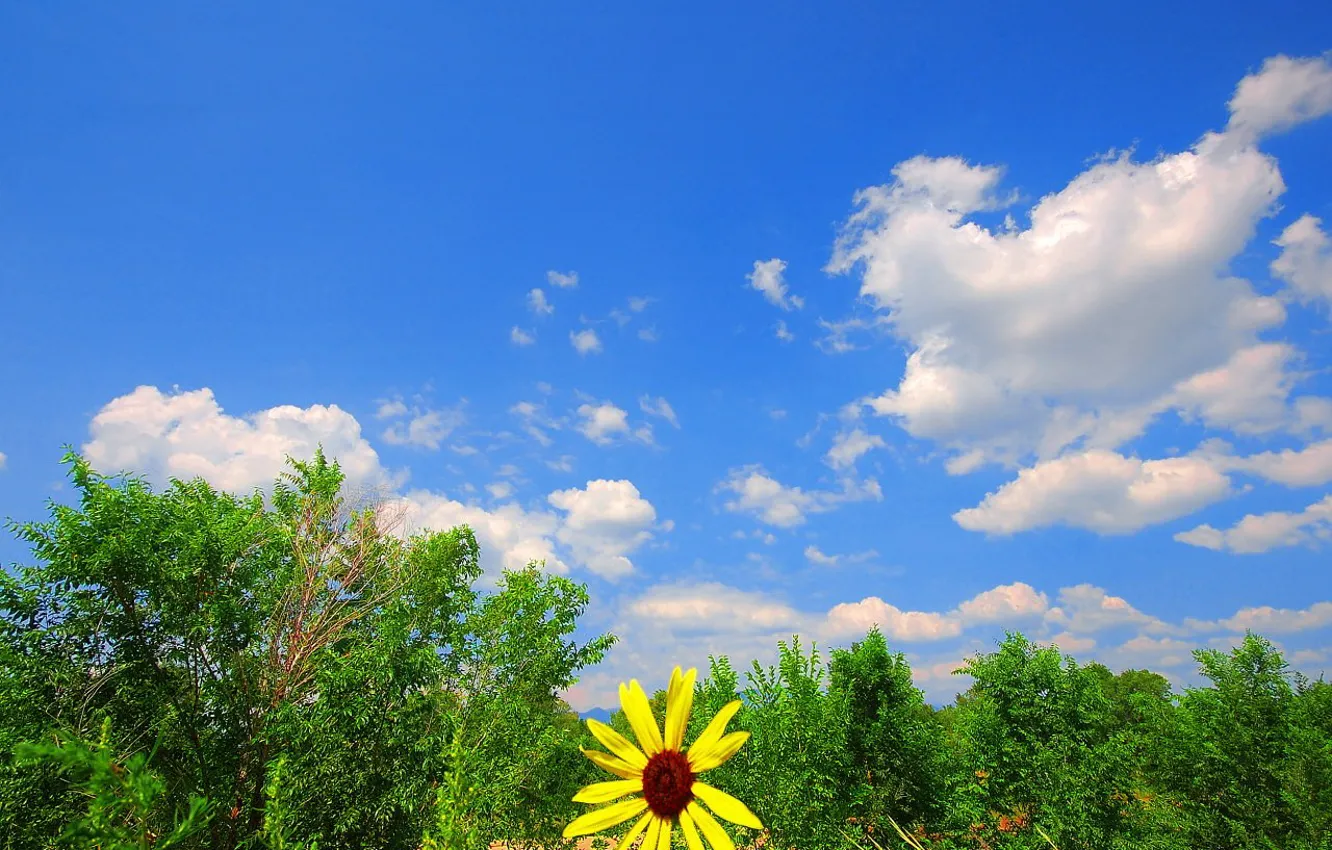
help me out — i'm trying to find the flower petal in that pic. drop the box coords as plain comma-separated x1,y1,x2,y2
688,731,750,774
587,719,649,769
619,811,655,850
572,778,644,805
665,667,698,752
657,815,673,850
562,797,649,838
620,680,664,756
643,814,662,850
692,782,763,829
687,801,736,850
581,747,645,780
687,699,741,758
679,808,707,850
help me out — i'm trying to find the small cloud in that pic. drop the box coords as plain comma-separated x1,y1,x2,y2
805,545,839,565
510,326,536,346
610,309,631,327
639,395,681,428
0,451,7,470
825,429,887,470
775,320,795,343
571,329,603,355
628,296,651,312
486,481,515,500
747,258,804,311
450,444,479,456
536,382,554,395
638,326,660,342
547,270,579,289
382,407,467,451
528,288,554,316
769,409,788,420
375,399,409,419
546,455,575,473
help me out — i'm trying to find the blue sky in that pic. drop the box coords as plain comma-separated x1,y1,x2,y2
2,3,1331,710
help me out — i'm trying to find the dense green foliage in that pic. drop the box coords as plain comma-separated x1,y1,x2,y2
3,452,1330,850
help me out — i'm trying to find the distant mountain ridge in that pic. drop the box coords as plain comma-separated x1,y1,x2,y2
578,707,615,724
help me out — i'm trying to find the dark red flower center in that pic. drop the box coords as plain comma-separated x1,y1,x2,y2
642,749,694,818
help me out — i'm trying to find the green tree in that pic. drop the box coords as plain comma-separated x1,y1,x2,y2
0,451,612,850
828,627,946,833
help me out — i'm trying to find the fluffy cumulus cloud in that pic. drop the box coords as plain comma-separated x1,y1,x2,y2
820,53,1332,540
1272,214,1332,305
718,465,882,528
83,385,395,495
549,479,660,579
953,450,1233,535
390,490,567,580
570,328,602,355
824,597,962,641
510,326,535,346
576,401,653,446
1174,495,1332,554
747,258,804,311
1044,584,1175,635
1226,53,1332,140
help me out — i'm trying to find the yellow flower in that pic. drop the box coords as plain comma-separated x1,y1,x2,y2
563,666,763,850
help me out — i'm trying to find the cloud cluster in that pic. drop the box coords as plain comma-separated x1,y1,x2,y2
819,53,1332,541
82,386,663,583
718,465,882,528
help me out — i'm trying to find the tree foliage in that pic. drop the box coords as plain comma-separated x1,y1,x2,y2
2,452,1330,850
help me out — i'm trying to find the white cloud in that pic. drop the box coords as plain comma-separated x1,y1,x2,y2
486,481,515,500
391,490,566,580
803,545,878,566
83,385,395,495
1043,584,1175,635
527,288,554,316
375,399,409,419
1226,439,1332,487
769,409,788,420
774,320,795,343
547,270,579,289
804,545,839,565
576,401,631,446
825,597,962,642
0,451,6,470
718,465,882,528
953,450,1233,535
747,258,804,311
628,296,651,312
549,479,659,579
639,395,680,428
450,444,479,456
381,407,466,451
637,326,659,342
1174,495,1332,554
570,328,603,355
956,582,1050,624
827,57,1327,475
1189,601,1332,635
1169,343,1305,435
546,455,575,473
510,326,536,346
825,428,886,470
1272,214,1332,305
510,400,558,447
1102,635,1198,670
1041,632,1097,654
1226,54,1332,141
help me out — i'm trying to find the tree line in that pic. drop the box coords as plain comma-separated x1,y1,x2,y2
1,452,1329,850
